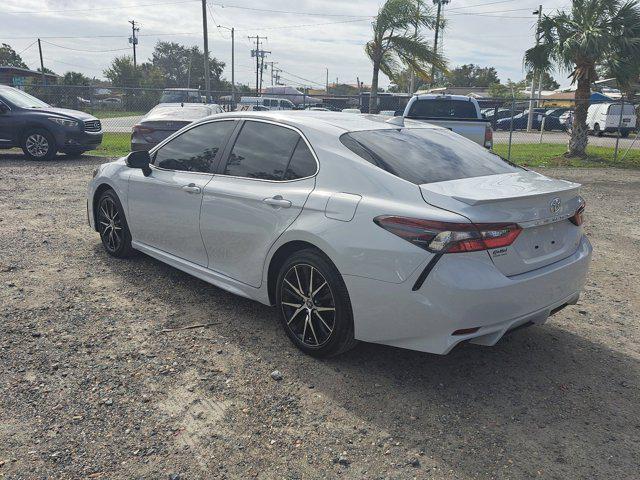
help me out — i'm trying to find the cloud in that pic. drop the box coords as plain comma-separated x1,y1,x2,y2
2,0,571,88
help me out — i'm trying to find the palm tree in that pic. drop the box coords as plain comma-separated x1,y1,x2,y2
525,0,640,157
366,0,446,113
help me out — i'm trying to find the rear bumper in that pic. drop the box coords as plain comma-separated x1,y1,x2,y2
343,235,592,354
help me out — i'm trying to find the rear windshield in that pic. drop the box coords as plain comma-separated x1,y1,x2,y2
406,99,478,119
160,91,200,103
340,128,520,185
608,104,636,115
146,106,211,120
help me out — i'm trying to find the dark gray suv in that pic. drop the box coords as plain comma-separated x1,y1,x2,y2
0,85,103,160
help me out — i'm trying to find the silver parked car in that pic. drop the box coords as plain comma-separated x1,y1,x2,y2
131,103,223,151
88,111,592,357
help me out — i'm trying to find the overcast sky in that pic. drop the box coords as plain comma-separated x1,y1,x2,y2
2,0,572,89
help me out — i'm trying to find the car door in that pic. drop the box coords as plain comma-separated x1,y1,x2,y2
127,119,237,266
200,119,318,287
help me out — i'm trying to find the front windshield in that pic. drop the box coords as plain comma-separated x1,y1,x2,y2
0,88,50,108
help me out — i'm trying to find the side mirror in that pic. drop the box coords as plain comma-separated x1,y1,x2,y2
0,102,9,113
125,150,151,176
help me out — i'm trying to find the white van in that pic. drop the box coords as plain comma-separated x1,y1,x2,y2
238,96,295,111
587,102,637,137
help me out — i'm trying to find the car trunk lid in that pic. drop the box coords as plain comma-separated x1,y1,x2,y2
420,171,584,276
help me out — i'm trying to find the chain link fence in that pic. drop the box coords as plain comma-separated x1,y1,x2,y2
6,83,639,162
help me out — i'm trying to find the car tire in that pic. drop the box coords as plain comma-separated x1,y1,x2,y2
620,130,630,138
594,123,603,137
21,128,57,161
276,249,358,358
96,189,134,258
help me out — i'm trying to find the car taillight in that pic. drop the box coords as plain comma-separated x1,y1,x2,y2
373,216,521,253
132,124,155,134
570,200,586,226
484,124,493,149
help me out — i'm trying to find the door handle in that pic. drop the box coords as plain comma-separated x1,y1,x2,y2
181,183,201,194
263,195,292,208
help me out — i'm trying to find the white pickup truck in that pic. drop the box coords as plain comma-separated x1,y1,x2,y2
402,94,494,149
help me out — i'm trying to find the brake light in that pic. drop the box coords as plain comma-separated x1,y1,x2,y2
132,124,155,134
374,216,521,253
484,124,493,149
570,200,586,226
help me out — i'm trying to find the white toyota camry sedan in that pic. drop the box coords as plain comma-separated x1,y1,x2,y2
87,111,592,357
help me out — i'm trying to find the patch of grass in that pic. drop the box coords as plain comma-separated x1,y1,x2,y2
493,143,640,169
90,133,130,158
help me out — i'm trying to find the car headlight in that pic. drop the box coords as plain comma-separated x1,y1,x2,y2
48,117,79,128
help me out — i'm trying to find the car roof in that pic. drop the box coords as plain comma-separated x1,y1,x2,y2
412,94,478,102
193,110,442,133
153,103,216,108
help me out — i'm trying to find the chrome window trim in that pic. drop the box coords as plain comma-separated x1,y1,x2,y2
216,118,320,184
0,99,12,112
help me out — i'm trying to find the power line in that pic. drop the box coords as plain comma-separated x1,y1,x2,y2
40,40,131,53
208,2,370,17
1,0,199,14
449,7,536,14
1,32,201,40
235,17,372,31
446,0,522,11
17,40,38,55
277,68,324,87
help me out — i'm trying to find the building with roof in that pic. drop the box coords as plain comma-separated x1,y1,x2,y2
0,66,58,86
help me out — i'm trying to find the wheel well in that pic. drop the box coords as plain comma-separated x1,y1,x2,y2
92,184,114,230
19,124,52,143
267,240,325,305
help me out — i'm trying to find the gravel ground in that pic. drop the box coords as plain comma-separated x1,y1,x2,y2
1,154,639,480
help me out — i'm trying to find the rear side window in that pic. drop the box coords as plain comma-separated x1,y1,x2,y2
407,99,478,119
283,140,317,180
153,120,235,173
340,128,520,185
225,121,312,180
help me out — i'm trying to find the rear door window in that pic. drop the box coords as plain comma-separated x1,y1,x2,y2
340,127,520,185
608,104,636,115
283,140,317,180
406,99,478,119
153,120,235,173
223,121,301,180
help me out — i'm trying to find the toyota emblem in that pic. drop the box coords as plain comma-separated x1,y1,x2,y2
549,197,561,214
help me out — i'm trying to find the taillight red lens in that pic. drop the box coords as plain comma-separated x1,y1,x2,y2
484,125,493,149
570,201,585,226
374,216,521,254
132,124,155,134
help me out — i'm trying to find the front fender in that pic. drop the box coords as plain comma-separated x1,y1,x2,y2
87,160,130,230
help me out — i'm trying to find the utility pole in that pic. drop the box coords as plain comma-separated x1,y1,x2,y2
128,20,139,69
431,0,449,87
218,25,235,107
201,1,211,102
266,61,278,86
249,35,268,93
37,39,45,85
527,5,543,132
325,67,329,93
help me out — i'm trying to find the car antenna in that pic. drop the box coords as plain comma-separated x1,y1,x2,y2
386,116,404,127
